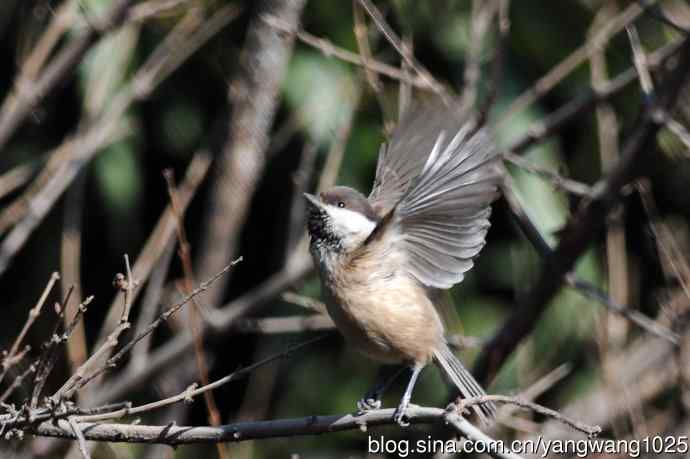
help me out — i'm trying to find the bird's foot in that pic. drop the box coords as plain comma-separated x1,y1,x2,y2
357,394,382,413
393,397,412,427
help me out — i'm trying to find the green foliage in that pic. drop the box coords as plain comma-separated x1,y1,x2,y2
283,50,358,147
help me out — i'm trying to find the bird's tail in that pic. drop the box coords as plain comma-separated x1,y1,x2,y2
433,343,496,425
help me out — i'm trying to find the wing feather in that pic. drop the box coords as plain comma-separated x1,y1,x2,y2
368,104,502,289
369,105,474,213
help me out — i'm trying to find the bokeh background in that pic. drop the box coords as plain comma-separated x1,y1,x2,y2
1,0,689,457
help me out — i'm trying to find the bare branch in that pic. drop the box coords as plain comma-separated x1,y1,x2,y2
61,173,87,372
0,4,237,277
164,169,228,459
29,405,525,459
29,286,74,408
264,15,432,90
94,253,310,404
501,178,679,344
458,395,601,437
195,0,307,307
94,152,211,349
50,256,136,402
356,0,450,103
497,1,650,126
71,257,243,400
507,38,684,156
459,0,497,113
0,272,59,386
75,335,327,423
503,152,592,197
475,38,690,385
477,0,510,125
593,4,631,355
0,0,136,151
0,160,40,201
67,416,90,459
352,0,382,93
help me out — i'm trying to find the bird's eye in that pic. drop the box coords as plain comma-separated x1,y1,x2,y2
337,202,345,208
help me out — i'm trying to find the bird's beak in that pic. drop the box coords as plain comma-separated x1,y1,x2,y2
303,192,322,209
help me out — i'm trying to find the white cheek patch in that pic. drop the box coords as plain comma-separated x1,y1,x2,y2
326,205,377,241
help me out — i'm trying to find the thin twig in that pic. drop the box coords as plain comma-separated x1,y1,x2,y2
516,364,572,404
503,152,592,197
128,0,190,22
69,258,243,396
567,276,679,344
119,254,135,324
94,152,211,351
164,169,228,459
662,114,690,152
497,1,650,126
195,0,307,308
0,363,37,403
592,4,631,357
67,417,91,459
477,0,510,126
627,23,690,157
476,43,690,384
16,0,76,83
397,35,413,123
0,272,59,386
50,256,135,402
0,3,237,277
230,315,333,334
356,0,450,103
501,178,679,344
263,15,432,90
24,293,95,403
637,179,690,301
61,173,87,372
0,0,136,151
458,395,602,437
507,38,684,156
94,252,309,404
75,335,328,423
281,292,326,314
626,25,654,97
0,160,40,201
636,0,690,35
459,0,497,113
132,4,242,99
287,142,319,252
352,0,381,94
30,286,73,408
129,241,176,371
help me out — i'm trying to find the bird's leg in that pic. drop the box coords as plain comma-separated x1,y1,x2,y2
357,365,406,413
393,364,423,427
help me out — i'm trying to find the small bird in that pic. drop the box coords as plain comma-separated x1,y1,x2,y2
304,103,502,426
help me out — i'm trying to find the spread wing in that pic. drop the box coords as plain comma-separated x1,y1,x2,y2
368,105,474,215
368,106,502,289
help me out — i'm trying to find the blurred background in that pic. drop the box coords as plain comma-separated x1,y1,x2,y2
1,0,689,457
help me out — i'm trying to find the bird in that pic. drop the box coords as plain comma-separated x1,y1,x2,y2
303,103,502,426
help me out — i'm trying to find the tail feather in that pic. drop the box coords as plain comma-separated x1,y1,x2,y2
433,344,496,425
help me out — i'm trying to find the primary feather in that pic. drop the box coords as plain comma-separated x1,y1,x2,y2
368,105,503,289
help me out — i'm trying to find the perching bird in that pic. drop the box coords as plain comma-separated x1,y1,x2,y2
304,103,502,426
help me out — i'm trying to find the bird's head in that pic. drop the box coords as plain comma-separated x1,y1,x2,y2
304,186,380,257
